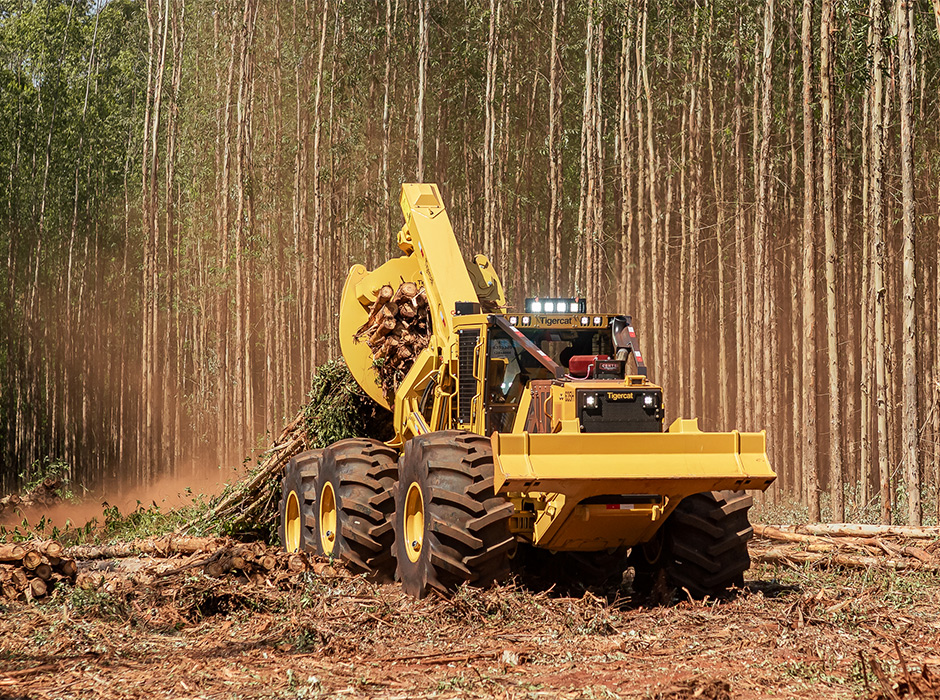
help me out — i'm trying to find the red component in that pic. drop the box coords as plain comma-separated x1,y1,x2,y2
568,354,610,378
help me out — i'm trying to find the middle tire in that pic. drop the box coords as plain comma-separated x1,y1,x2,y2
393,431,515,599
315,438,398,579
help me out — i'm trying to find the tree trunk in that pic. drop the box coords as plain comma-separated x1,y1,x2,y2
801,0,820,520
897,0,919,525
415,0,428,181
870,0,890,524
820,0,842,521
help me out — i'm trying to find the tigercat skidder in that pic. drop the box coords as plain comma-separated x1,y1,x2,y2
279,183,775,599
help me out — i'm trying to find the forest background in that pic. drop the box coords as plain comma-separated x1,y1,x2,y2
1,0,938,525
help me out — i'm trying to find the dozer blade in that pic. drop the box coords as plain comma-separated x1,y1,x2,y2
490,418,775,551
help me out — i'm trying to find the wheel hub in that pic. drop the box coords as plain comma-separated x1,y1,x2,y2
319,481,337,555
285,491,301,553
403,483,425,563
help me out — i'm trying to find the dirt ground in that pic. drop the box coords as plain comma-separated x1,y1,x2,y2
1,546,938,700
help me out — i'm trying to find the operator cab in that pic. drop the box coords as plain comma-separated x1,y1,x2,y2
481,299,664,436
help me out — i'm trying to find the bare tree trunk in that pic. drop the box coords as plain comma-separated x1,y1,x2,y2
381,0,392,250
734,19,747,431
757,0,775,461
618,20,633,311
787,0,802,493
801,0,820,520
483,0,499,263
548,0,562,295
870,0,891,524
577,0,594,300
860,70,872,509
897,0,919,525
820,0,843,521
310,0,329,370
415,0,428,181
640,0,660,373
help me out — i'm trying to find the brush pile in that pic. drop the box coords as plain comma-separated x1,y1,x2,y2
0,540,77,601
354,281,431,396
752,523,940,573
188,359,392,536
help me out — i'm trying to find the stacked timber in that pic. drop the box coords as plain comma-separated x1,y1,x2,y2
752,523,940,572
201,542,310,583
0,475,66,518
0,540,77,601
355,282,431,395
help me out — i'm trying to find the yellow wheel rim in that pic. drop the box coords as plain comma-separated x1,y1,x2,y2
319,481,337,555
285,491,301,553
403,483,425,563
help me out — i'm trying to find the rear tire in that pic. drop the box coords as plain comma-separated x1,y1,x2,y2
393,431,515,599
316,438,398,579
631,490,753,600
278,450,323,554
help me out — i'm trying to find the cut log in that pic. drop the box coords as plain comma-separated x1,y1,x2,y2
76,572,105,590
369,317,397,346
0,544,25,562
28,578,47,599
398,303,417,321
33,563,53,581
22,550,42,570
793,523,940,539
35,540,64,559
753,546,940,572
391,282,418,304
65,536,224,561
56,559,78,578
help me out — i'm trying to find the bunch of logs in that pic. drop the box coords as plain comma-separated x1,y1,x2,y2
0,476,66,519
0,540,77,601
73,540,315,591
752,523,940,573
200,542,305,583
355,282,431,394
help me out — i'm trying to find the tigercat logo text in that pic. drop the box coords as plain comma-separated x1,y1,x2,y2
533,315,576,327
607,392,635,401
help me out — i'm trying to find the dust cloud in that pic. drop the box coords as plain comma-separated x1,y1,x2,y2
2,459,243,531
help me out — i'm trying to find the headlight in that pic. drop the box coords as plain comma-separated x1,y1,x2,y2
509,316,518,326
580,316,589,326
531,302,542,313
556,301,567,312
585,395,596,407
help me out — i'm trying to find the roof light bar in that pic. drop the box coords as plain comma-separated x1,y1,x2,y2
524,297,587,314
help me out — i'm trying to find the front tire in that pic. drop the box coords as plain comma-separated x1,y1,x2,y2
630,490,753,600
393,431,515,599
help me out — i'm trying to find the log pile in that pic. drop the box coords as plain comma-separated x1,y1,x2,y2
752,523,940,573
0,476,67,519
74,539,325,592
0,540,77,601
355,282,431,396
